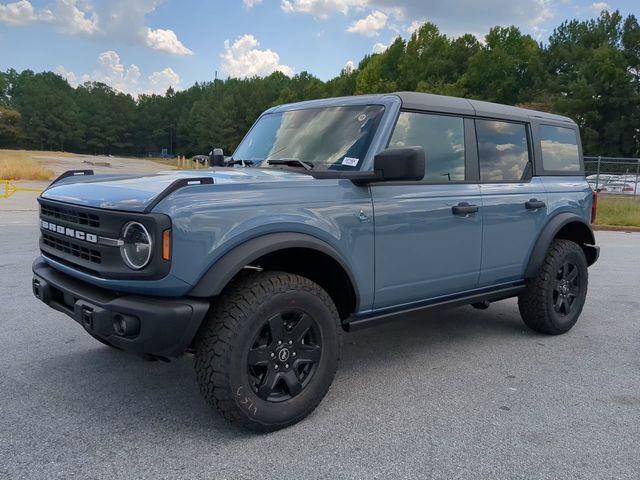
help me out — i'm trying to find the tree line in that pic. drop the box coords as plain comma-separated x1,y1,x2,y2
1,10,639,158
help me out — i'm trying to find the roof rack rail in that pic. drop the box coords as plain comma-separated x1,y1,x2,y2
144,177,214,213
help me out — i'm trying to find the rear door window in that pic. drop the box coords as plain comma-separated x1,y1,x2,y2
476,120,531,182
539,125,581,172
389,111,466,182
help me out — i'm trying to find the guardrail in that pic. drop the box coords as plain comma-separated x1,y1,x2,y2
1,180,44,199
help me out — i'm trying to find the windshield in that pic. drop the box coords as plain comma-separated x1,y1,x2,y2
233,105,385,170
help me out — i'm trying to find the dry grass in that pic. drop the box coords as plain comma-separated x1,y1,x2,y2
150,157,204,170
0,149,59,181
596,195,640,227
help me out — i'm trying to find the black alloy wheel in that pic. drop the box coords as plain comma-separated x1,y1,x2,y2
247,310,322,402
552,261,581,316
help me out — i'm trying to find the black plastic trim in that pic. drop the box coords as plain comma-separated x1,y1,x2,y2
344,284,526,331
189,232,360,310
144,177,214,213
308,170,380,184
46,170,94,190
524,213,597,278
32,258,209,357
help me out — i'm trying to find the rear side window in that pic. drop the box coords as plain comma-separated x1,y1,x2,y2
540,125,580,171
389,111,465,182
476,120,531,182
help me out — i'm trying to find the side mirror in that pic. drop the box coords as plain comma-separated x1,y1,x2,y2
210,148,225,167
373,147,425,182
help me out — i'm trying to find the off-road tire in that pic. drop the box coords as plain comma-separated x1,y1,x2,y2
518,239,588,335
194,271,341,432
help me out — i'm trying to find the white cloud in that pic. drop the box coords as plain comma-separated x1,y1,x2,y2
145,28,193,55
0,0,50,26
283,0,558,38
57,50,180,96
281,0,367,18
372,42,387,53
243,0,263,7
49,0,98,34
347,10,387,36
148,67,180,93
220,34,294,78
405,18,423,34
344,59,355,72
0,0,96,33
590,2,610,12
0,0,191,55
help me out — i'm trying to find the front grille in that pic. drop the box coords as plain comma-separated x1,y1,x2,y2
41,203,100,228
38,198,171,280
42,233,102,264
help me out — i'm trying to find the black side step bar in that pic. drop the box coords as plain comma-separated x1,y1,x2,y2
144,177,214,213
46,170,94,190
343,284,526,331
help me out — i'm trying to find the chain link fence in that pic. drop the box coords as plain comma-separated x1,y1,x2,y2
584,156,640,197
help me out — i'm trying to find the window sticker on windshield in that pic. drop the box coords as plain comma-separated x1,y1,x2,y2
342,157,359,167
358,114,367,122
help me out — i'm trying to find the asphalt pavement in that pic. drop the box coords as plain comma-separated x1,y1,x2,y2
0,211,638,479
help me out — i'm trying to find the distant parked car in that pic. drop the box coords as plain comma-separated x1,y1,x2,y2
599,182,636,194
192,154,209,165
587,174,624,191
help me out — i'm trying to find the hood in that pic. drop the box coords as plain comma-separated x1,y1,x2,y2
40,168,311,212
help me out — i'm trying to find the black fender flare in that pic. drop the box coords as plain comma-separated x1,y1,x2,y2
524,213,598,279
188,232,360,306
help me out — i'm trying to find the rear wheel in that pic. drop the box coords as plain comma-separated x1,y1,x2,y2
518,239,588,335
194,271,341,431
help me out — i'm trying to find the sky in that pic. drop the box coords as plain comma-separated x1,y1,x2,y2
0,0,637,96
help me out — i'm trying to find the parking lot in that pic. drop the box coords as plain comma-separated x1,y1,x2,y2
1,204,639,479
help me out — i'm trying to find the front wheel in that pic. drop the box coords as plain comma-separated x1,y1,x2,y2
194,271,341,431
518,239,588,335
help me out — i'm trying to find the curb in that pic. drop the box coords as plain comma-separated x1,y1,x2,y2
593,225,640,232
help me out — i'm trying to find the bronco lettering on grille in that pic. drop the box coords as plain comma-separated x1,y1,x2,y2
41,220,98,244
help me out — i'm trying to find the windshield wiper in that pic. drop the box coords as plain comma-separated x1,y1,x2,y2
225,159,254,166
267,159,314,171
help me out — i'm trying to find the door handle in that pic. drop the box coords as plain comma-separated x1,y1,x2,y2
452,202,479,215
525,198,546,210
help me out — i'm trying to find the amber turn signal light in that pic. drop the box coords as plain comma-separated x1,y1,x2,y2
162,229,171,261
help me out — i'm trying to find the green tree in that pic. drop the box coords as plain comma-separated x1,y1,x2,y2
460,26,545,104
0,107,23,147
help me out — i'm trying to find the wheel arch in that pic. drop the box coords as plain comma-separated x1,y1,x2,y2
524,213,598,279
188,232,360,319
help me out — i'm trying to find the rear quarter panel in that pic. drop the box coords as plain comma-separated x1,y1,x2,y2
541,176,593,224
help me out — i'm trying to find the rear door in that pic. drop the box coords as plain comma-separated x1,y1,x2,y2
371,111,483,309
475,118,548,286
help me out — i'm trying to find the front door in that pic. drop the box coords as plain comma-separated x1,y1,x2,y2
371,111,483,309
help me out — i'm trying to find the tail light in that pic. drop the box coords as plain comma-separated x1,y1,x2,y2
591,190,597,224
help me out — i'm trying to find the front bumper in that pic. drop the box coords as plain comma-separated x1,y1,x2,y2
32,258,209,357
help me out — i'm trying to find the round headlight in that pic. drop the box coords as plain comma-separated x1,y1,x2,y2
121,222,152,270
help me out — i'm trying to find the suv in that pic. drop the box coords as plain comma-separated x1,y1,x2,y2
32,92,599,431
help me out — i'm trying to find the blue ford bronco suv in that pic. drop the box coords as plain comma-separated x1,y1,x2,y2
32,92,599,431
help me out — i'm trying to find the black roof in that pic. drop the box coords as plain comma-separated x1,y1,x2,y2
272,91,576,125
395,91,575,124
